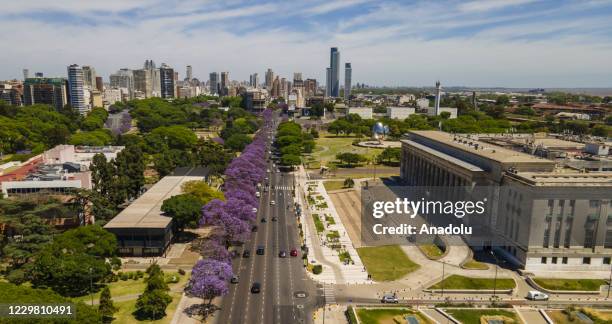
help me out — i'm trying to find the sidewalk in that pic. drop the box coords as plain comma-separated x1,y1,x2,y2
295,166,369,285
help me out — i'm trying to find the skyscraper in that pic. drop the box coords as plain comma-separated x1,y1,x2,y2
220,72,229,96
133,69,152,98
344,63,352,102
82,66,96,88
159,63,175,99
186,65,193,82
67,64,88,114
327,47,340,97
265,68,274,89
325,67,331,97
110,69,134,99
95,77,104,92
209,72,219,95
23,69,29,80
250,73,259,88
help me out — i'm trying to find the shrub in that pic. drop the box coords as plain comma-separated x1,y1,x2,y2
136,270,144,278
178,269,186,276
312,265,323,274
345,306,358,324
120,272,129,281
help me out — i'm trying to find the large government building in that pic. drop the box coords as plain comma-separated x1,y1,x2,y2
400,131,612,271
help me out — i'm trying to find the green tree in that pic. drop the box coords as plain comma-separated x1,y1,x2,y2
195,139,233,176
281,154,301,166
161,194,202,231
181,181,224,204
377,147,401,165
2,214,54,268
343,178,355,188
99,286,117,323
336,153,366,167
134,289,172,320
225,133,252,151
114,145,145,200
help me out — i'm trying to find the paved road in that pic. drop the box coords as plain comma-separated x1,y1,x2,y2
215,118,320,324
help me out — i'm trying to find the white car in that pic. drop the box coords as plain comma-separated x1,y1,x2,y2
526,290,549,301
270,200,275,206
252,207,257,213
255,191,261,198
381,294,399,304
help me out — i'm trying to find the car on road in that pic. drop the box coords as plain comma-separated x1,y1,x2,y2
256,191,260,198
243,250,250,258
270,200,275,206
251,282,261,293
251,225,258,232
279,250,287,258
261,217,267,223
256,246,265,255
272,216,277,222
252,207,257,213
381,294,399,304
290,248,298,257
526,291,549,301
231,276,239,284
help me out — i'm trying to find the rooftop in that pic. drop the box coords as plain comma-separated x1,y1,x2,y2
104,168,207,229
406,130,553,164
508,171,612,186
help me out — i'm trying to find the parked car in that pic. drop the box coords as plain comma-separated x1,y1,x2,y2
526,291,549,301
381,294,399,304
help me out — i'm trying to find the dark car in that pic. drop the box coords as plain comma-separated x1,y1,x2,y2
290,248,298,257
251,225,258,232
256,246,265,255
230,276,239,284
279,250,287,258
261,217,267,223
243,250,250,258
251,282,261,293
272,216,277,222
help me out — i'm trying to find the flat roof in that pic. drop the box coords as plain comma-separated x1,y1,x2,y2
407,131,553,164
104,168,206,229
509,171,612,186
402,139,484,172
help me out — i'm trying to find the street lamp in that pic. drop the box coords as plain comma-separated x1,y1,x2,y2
441,261,445,297
490,250,498,298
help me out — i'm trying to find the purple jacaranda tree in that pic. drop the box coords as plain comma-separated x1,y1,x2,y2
186,259,233,305
200,239,231,263
219,213,250,243
224,189,258,209
223,198,257,222
201,199,229,226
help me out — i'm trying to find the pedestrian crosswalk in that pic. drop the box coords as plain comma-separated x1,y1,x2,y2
323,285,336,304
265,185,294,191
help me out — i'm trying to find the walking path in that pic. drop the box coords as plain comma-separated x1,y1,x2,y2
296,165,369,285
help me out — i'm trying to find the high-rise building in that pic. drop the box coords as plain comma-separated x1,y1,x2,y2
305,79,317,97
34,72,44,78
95,76,104,92
0,82,24,106
327,47,340,97
82,66,96,88
109,69,134,99
220,72,229,96
22,69,29,80
325,67,331,97
23,77,68,110
186,65,193,82
67,64,88,114
265,68,274,89
209,72,219,95
271,76,280,97
344,63,352,102
250,73,259,88
293,72,304,90
133,69,153,98
159,63,175,99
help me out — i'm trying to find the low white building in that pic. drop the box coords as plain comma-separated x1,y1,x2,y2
387,106,415,119
416,98,430,109
347,107,373,119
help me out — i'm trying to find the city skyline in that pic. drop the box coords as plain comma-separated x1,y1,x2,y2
1,1,612,87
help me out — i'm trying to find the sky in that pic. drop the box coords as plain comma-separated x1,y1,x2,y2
1,0,612,87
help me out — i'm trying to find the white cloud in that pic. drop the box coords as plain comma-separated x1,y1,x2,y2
304,0,373,15
0,1,611,87
458,0,539,13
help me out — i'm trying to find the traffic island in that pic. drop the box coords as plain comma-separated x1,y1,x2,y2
426,275,515,294
526,277,606,295
356,245,420,281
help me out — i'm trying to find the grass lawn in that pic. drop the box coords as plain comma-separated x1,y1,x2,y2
325,215,336,225
72,272,188,303
323,180,346,192
533,278,606,291
356,308,431,324
462,259,489,270
418,244,444,259
312,214,325,233
356,245,419,281
446,309,520,324
111,292,181,324
429,275,515,290
312,135,384,166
